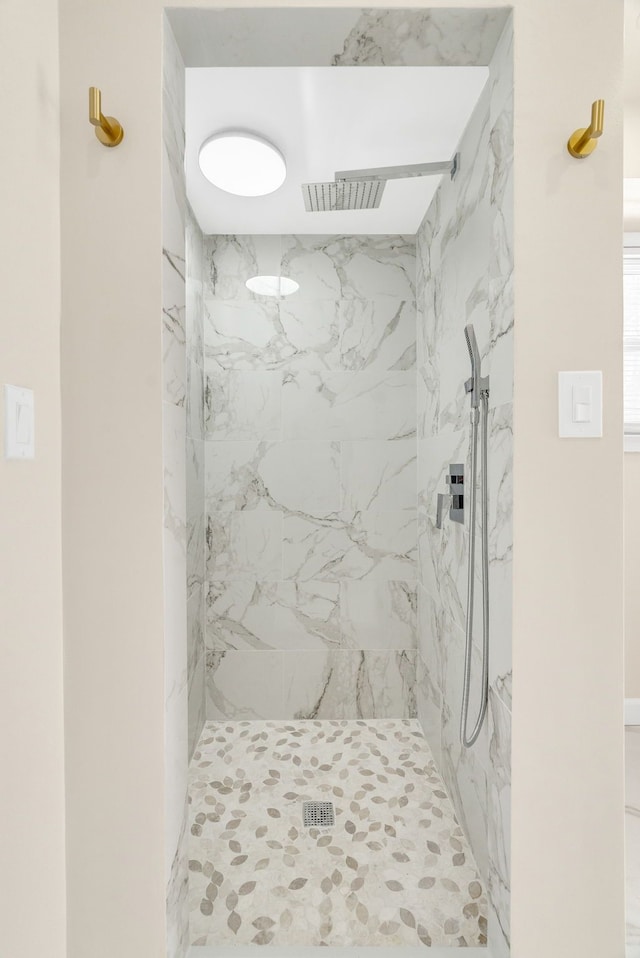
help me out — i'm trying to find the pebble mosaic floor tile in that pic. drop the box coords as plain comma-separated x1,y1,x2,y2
188,719,487,947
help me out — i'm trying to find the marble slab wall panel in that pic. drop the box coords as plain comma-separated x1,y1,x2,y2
163,18,206,958
167,7,511,69
416,18,513,955
186,206,207,763
203,234,417,720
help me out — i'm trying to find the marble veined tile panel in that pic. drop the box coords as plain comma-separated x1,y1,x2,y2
339,299,416,372
206,580,341,652
283,510,417,582
162,232,186,410
205,440,341,517
282,370,416,441
333,8,509,66
341,439,416,512
282,650,417,720
281,235,416,301
487,688,511,951
187,359,204,440
205,650,283,720
205,297,343,372
205,234,260,300
340,580,416,651
206,511,282,581
204,369,282,441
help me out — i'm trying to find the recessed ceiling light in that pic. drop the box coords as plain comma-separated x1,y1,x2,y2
198,132,286,196
246,275,299,297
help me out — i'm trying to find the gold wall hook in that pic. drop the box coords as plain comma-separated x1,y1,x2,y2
89,87,124,148
567,99,605,158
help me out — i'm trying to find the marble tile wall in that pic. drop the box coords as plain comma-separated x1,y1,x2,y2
415,19,513,958
167,7,510,69
163,18,205,958
203,234,418,721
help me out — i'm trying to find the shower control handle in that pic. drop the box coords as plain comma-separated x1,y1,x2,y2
436,464,465,528
436,493,451,530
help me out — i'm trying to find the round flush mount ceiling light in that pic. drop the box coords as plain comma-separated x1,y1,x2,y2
198,132,286,196
246,275,299,297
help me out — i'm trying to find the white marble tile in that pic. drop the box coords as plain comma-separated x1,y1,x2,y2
487,404,513,703
340,580,416,650
283,510,417,582
283,370,416,441
186,208,204,366
186,434,204,517
162,24,186,218
205,297,343,373
165,673,188,867
278,298,343,369
166,796,189,958
186,360,204,440
418,508,467,636
187,505,206,599
339,299,416,371
341,439,416,511
204,297,280,369
438,610,489,881
163,23,190,955
188,649,206,762
281,235,416,301
487,905,510,958
163,405,187,706
169,6,508,68
416,584,444,769
282,650,417,720
162,145,186,409
205,234,260,300
187,581,204,674
487,688,511,950
333,8,509,67
205,650,283,719
416,651,442,773
206,511,282,581
206,579,341,652
205,440,340,517
205,369,282,440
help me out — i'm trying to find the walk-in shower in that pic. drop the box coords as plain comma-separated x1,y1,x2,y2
162,6,513,955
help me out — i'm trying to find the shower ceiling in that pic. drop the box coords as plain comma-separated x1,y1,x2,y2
185,66,488,235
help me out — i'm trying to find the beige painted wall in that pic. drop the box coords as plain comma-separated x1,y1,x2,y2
626,454,640,698
59,2,167,955
625,3,640,696
58,2,625,958
0,2,67,957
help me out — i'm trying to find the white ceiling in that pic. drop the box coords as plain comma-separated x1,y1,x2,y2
185,66,488,235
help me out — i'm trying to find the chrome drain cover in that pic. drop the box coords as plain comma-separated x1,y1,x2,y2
303,801,335,828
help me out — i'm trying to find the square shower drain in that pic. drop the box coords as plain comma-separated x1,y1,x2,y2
302,801,335,828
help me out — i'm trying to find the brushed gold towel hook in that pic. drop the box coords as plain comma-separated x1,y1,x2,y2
89,87,124,148
567,99,605,158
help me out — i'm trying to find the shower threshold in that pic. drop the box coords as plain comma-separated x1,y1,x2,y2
188,720,487,948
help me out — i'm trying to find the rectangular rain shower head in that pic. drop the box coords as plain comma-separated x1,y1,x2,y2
301,180,386,212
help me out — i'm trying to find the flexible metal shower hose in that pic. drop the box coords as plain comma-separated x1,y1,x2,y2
461,388,490,748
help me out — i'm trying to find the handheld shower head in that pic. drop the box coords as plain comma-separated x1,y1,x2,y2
464,324,481,377
464,324,482,409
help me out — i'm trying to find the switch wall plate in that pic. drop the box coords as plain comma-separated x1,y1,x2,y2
4,384,34,459
558,371,602,438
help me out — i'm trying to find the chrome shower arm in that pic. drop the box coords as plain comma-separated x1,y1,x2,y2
335,153,460,184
